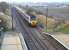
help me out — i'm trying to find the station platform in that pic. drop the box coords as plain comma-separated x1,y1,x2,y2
0,32,28,50
43,32,69,50
51,34,69,50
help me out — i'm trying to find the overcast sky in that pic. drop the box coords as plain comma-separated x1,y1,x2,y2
0,0,69,3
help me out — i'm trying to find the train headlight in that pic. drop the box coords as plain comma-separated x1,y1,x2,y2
31,21,37,24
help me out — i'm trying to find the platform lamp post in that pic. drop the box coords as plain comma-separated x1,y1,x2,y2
10,6,14,30
12,7,13,30
9,5,12,30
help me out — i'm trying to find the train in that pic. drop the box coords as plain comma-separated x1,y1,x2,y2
15,7,37,27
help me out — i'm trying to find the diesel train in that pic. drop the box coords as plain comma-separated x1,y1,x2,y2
15,7,37,27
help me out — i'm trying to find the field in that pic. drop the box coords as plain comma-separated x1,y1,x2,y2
35,7,69,33
48,7,69,20
33,6,69,19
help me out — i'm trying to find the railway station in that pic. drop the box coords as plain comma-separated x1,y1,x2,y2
0,31,69,50
0,1,69,50
0,6,68,50
0,32,28,50
51,34,69,50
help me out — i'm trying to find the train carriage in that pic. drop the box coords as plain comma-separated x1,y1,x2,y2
15,7,37,27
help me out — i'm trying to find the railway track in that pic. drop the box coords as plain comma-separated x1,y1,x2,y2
16,11,59,50
14,8,67,50
16,11,49,50
34,22,68,50
16,12,38,50
18,13,59,50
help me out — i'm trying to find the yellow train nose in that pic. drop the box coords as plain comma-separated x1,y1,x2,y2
31,21,37,26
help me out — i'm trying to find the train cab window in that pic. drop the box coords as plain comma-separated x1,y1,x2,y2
30,15,36,20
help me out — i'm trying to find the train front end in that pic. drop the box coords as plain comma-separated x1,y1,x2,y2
30,20,37,27
30,15,37,27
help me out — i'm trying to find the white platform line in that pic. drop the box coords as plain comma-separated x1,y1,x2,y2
18,32,28,50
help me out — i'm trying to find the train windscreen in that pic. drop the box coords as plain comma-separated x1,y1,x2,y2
30,15,36,20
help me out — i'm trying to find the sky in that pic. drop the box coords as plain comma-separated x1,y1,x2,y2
0,0,69,3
